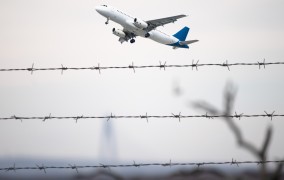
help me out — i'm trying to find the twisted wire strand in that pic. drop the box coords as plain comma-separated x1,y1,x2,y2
0,60,283,74
1,111,282,122
1,160,284,172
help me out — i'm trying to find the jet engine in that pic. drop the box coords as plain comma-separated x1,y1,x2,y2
145,32,151,38
112,28,126,38
133,18,148,29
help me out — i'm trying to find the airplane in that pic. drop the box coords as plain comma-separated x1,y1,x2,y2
95,5,198,49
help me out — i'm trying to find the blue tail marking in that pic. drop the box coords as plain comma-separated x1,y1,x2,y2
173,26,189,41
167,26,190,49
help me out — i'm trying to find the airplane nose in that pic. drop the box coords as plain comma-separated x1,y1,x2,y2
95,6,102,13
95,5,109,17
95,6,106,16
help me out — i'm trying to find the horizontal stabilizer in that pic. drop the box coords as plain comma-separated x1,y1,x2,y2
179,40,199,45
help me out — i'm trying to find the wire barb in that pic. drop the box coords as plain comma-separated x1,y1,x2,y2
234,112,244,120
5,163,16,172
129,62,135,73
222,60,230,71
204,112,214,119
27,63,35,75
231,158,239,167
192,59,199,71
69,164,79,173
133,161,140,167
60,64,68,75
140,113,149,123
43,113,51,122
264,111,275,121
99,163,110,170
36,164,47,173
92,63,101,74
11,115,22,122
74,115,83,123
258,58,266,69
172,112,182,122
162,159,172,167
197,163,204,168
159,61,166,71
107,113,115,121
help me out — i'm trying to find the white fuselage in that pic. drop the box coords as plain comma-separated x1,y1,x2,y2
95,5,179,45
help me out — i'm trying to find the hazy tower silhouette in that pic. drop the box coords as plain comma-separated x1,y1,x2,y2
98,118,117,162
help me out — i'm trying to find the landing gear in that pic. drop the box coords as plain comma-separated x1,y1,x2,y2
130,39,135,43
105,17,109,25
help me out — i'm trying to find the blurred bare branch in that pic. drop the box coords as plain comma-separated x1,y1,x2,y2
193,101,219,115
193,82,276,179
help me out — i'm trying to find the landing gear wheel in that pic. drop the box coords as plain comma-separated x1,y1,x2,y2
130,39,135,43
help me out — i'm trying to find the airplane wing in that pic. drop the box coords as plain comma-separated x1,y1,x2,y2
146,15,187,31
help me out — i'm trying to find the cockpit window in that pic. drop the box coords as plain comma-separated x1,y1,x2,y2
102,5,107,7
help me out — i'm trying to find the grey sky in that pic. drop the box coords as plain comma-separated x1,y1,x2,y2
0,0,284,165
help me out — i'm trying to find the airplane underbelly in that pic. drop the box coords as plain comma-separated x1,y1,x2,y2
148,30,176,45
121,21,178,45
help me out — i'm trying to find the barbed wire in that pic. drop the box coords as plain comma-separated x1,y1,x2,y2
1,159,283,173
0,111,282,122
0,60,283,74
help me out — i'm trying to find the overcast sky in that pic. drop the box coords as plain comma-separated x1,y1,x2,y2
0,0,284,168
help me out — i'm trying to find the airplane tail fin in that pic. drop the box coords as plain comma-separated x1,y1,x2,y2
173,26,189,41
